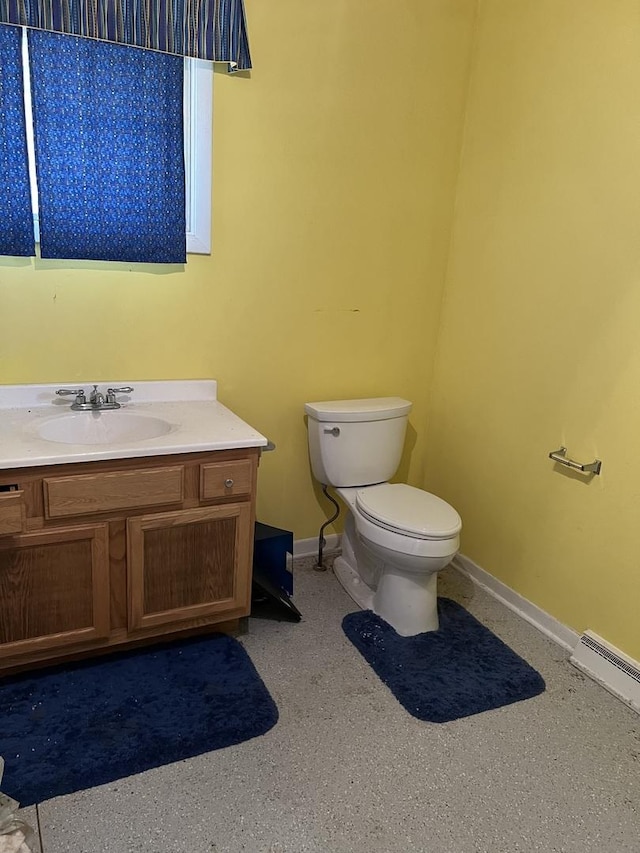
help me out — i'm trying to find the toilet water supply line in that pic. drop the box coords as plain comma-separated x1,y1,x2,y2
315,485,340,571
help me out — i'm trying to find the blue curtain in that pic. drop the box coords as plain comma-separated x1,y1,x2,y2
0,25,35,257
28,30,186,264
1,0,251,68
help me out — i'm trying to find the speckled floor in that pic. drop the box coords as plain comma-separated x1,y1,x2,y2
17,558,640,853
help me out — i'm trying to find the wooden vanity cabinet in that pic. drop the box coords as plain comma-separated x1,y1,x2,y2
0,448,259,673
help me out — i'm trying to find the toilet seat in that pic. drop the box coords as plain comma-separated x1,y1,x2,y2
355,483,462,540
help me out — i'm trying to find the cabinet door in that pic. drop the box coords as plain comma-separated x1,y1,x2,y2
127,504,253,632
0,524,110,659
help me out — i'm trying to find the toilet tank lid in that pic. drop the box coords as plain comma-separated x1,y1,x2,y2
304,397,412,422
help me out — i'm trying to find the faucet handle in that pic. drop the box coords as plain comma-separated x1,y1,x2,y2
106,386,134,404
56,388,86,402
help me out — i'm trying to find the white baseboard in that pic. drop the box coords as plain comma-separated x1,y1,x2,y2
452,554,580,653
293,534,341,559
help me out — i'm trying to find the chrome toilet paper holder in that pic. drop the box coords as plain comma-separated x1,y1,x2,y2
549,446,601,476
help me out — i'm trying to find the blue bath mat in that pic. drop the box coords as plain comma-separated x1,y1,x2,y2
343,598,545,723
0,634,278,806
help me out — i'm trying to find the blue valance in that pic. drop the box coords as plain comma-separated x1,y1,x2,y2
0,0,251,67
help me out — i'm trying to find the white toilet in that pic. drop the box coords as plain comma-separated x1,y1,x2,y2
304,397,462,636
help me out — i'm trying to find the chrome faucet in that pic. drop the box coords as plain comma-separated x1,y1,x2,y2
56,385,134,411
89,385,105,407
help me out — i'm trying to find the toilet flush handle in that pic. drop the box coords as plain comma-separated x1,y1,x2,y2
324,427,340,437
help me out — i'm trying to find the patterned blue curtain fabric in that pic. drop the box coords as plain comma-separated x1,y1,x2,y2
28,30,186,263
0,25,36,257
1,0,251,67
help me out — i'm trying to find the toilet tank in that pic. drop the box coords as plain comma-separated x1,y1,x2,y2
304,397,412,487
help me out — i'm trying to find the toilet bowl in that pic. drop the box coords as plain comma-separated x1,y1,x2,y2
334,485,460,635
304,397,462,636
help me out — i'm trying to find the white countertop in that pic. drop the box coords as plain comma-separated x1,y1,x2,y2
0,380,268,470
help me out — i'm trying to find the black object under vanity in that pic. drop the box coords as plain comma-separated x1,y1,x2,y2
251,522,301,622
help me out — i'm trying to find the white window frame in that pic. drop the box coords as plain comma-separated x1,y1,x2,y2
21,30,212,256
184,58,213,254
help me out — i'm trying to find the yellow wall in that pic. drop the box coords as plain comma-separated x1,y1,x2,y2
8,0,636,661
0,2,477,539
426,0,640,659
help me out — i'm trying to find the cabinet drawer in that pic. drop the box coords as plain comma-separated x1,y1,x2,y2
200,459,253,501
44,467,184,519
0,491,25,536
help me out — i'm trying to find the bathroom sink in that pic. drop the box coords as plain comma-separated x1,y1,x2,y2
36,412,173,445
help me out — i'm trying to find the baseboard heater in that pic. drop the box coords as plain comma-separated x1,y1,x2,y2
570,631,640,715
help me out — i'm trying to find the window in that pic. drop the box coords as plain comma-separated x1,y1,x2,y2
20,29,212,256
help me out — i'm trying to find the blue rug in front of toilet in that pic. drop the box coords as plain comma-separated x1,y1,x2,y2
342,598,545,723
